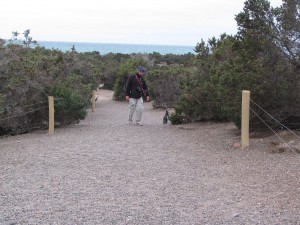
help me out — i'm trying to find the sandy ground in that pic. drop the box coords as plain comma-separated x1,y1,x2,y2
0,89,300,225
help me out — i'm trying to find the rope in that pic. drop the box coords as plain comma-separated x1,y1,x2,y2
0,98,63,114
250,107,294,151
0,106,49,122
250,99,300,139
196,101,225,104
6,100,48,111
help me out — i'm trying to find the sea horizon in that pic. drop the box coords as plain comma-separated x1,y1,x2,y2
37,40,195,55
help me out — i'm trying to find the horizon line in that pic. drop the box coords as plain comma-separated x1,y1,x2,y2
37,40,196,48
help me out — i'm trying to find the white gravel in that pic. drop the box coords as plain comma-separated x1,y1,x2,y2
1,89,300,225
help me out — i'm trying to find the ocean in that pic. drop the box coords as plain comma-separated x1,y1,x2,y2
37,41,195,55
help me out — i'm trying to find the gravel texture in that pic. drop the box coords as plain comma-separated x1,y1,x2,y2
1,89,300,225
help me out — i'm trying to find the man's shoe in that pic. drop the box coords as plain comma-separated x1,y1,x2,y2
128,120,133,125
136,122,143,126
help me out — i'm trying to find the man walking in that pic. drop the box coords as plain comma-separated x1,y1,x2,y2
125,66,150,126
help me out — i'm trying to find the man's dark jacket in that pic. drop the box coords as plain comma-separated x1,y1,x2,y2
125,74,149,99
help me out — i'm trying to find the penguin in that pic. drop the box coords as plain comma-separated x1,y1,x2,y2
163,108,169,124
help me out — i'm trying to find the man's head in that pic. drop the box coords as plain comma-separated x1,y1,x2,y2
137,66,145,75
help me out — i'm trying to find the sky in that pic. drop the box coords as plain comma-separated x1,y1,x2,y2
0,0,282,46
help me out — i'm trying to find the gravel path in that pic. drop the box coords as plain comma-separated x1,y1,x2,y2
1,89,300,225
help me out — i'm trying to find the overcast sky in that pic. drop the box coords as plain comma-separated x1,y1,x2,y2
0,0,282,46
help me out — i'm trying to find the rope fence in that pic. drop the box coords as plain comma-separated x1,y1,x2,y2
0,106,49,122
250,107,294,152
0,89,297,145
247,96,299,152
241,90,299,151
0,97,62,135
0,100,48,114
250,99,300,139
0,91,97,135
0,99,66,122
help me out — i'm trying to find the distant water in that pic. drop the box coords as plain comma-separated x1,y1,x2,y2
37,41,195,55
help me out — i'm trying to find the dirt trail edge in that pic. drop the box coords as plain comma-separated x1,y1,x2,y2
1,89,300,225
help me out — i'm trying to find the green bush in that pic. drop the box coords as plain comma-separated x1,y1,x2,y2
169,112,184,125
0,36,102,135
146,65,193,108
47,84,90,125
172,31,300,129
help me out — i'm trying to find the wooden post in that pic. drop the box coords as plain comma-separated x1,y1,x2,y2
92,90,96,112
48,96,54,135
241,90,250,149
